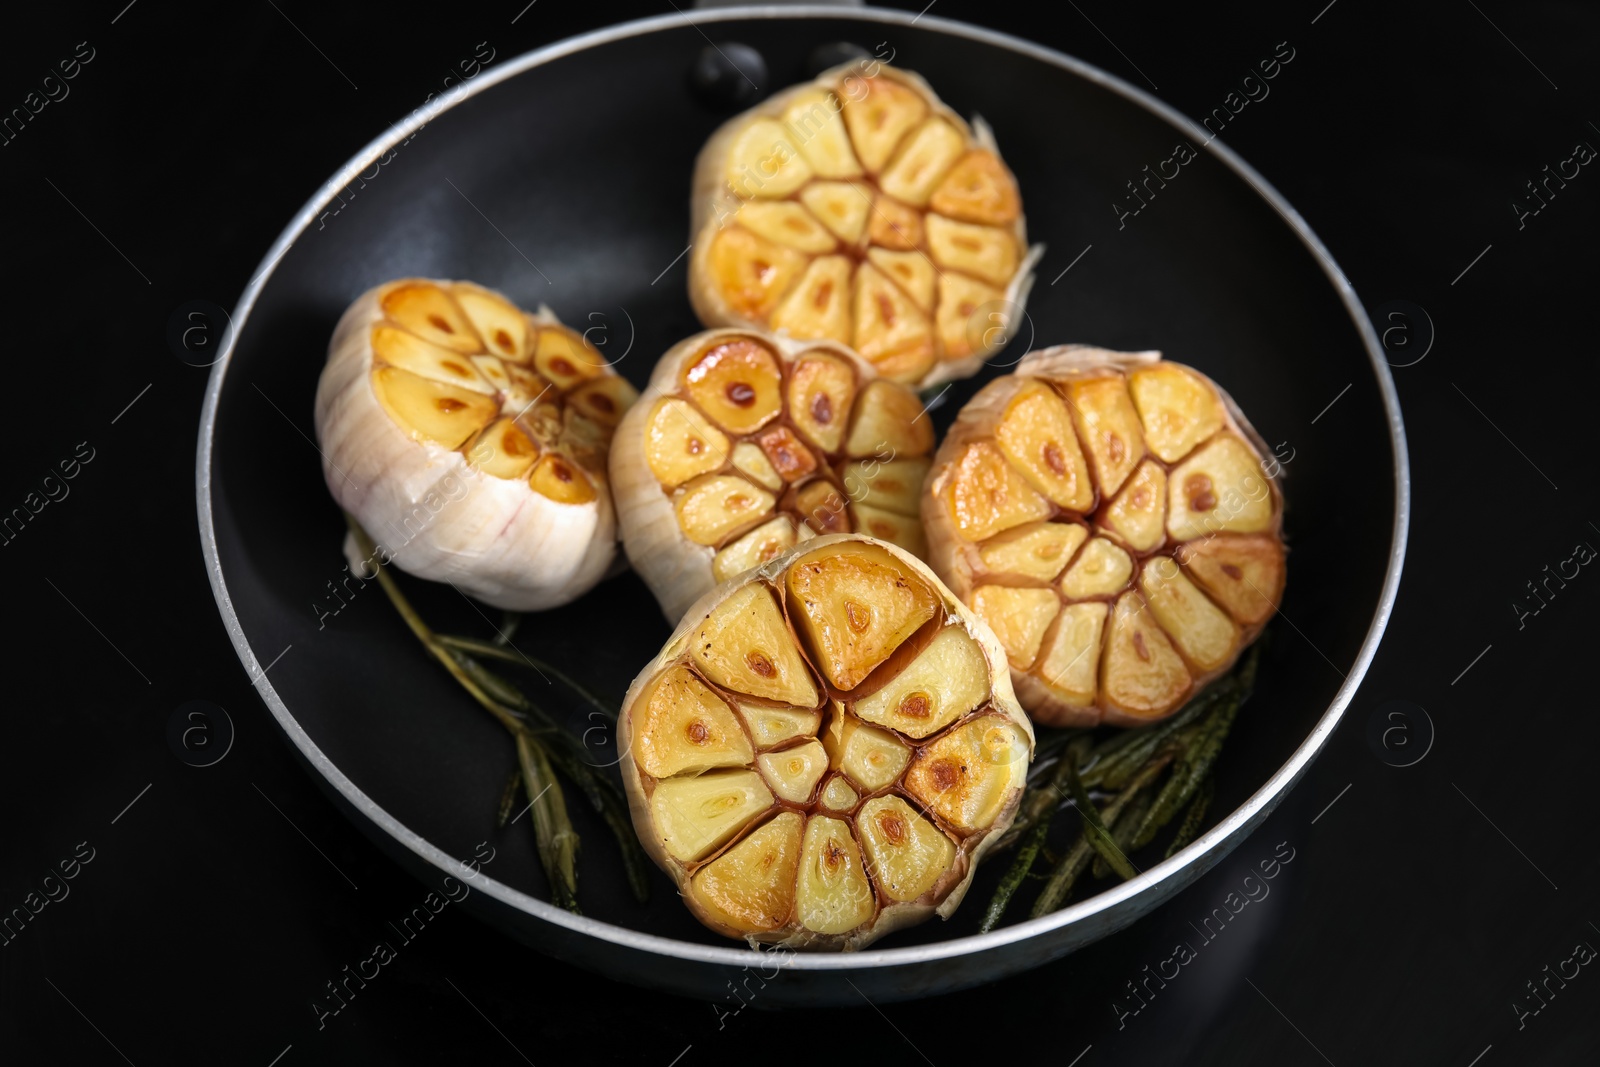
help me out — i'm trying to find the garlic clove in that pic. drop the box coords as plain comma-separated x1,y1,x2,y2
783,90,862,179
687,812,803,934
851,624,987,738
634,664,755,778
735,201,838,254
451,283,529,362
785,540,938,691
674,473,777,546
706,227,811,321
993,379,1094,512
940,441,1053,543
823,710,911,793
1099,459,1168,553
681,336,785,435
903,714,1029,833
464,417,539,480
645,398,730,489
795,815,875,935
1166,434,1275,540
650,770,774,864
856,795,956,902
799,181,872,245
841,75,927,173
843,380,934,460
725,118,813,199
929,150,1021,225
1058,537,1135,600
770,255,854,348
689,582,819,707
756,740,829,803
713,516,797,583
371,326,497,395
977,521,1088,583
970,584,1060,671
840,457,929,517
371,365,498,449
786,351,857,454
380,281,482,353
1174,534,1286,626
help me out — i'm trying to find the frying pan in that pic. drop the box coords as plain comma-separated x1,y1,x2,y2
197,6,1408,1006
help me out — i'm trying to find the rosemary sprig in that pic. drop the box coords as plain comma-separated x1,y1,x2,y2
1079,682,1230,790
1092,792,1151,880
982,638,1267,927
981,818,1052,933
496,769,522,830
346,515,648,910
981,737,1089,931
1065,756,1138,881
517,731,580,912
1164,775,1214,859
1129,645,1259,851
1030,755,1170,918
496,610,522,646
437,633,618,722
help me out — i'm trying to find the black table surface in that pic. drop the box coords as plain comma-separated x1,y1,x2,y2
2,1,1596,1063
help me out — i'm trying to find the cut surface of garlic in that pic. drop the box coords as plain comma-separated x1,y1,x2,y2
314,278,638,609
688,63,1042,390
617,535,1033,950
922,346,1286,728
610,327,936,622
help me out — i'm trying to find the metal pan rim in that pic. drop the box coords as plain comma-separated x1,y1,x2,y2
196,4,1410,973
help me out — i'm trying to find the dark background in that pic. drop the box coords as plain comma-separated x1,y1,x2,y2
1,1,1595,1064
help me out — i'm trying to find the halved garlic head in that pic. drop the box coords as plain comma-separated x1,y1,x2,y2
922,346,1286,728
609,327,936,622
688,63,1042,390
618,534,1033,949
314,278,638,609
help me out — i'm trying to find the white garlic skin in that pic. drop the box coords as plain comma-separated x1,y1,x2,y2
313,281,615,611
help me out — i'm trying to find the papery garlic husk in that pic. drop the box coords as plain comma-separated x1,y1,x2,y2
314,278,638,610
687,62,1043,391
609,326,937,623
618,534,1034,950
922,345,1287,728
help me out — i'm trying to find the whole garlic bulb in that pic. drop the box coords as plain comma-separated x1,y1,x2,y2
617,534,1033,950
687,62,1043,390
314,278,637,610
609,327,935,623
921,345,1286,728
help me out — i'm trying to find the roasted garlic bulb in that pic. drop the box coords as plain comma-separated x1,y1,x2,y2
688,63,1041,390
610,327,935,622
618,535,1033,949
315,278,637,610
922,346,1286,727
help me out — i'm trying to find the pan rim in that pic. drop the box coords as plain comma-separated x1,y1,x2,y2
196,4,1409,971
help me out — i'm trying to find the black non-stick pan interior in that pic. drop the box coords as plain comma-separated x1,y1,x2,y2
207,13,1397,955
